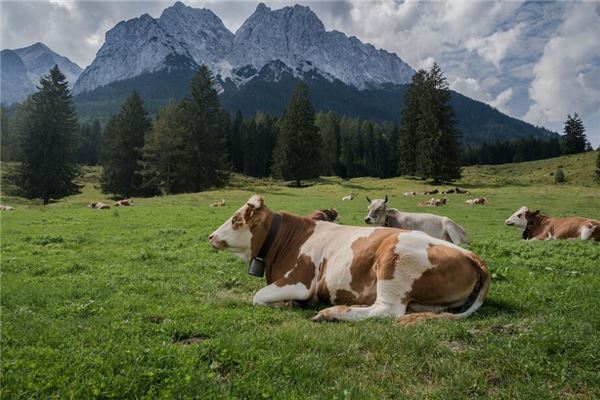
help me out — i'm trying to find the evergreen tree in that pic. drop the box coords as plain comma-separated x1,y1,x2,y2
561,113,588,155
414,64,461,182
17,66,79,204
228,110,244,172
0,106,11,161
595,147,600,183
398,70,426,176
100,91,150,197
140,100,185,194
272,82,321,186
176,65,230,191
75,119,102,165
315,111,340,176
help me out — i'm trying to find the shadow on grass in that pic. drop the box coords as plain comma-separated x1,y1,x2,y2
476,298,522,318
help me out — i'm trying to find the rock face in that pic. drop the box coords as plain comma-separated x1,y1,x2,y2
227,4,413,89
72,2,414,94
0,49,35,105
13,42,82,86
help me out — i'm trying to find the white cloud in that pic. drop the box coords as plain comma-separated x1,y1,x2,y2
465,25,522,68
450,76,513,114
489,88,513,114
524,2,600,142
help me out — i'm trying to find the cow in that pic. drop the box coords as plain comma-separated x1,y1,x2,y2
115,199,134,207
505,206,600,241
455,187,470,194
426,198,448,207
210,199,226,207
342,195,354,201
365,196,469,245
441,188,456,194
208,195,489,324
0,205,15,211
403,191,417,197
88,202,110,209
422,189,439,195
307,208,338,222
465,198,486,206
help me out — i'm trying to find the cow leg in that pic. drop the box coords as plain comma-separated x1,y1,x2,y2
253,282,312,306
312,280,407,322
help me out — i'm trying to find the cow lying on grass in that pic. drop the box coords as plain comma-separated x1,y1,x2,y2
89,202,110,209
307,208,338,222
364,196,469,245
209,195,489,324
505,206,600,241
426,197,448,207
466,198,486,206
115,199,134,207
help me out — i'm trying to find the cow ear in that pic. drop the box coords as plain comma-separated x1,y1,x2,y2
366,196,371,204
384,195,388,203
533,210,540,215
246,195,264,210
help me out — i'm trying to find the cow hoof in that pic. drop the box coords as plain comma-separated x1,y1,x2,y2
312,311,336,322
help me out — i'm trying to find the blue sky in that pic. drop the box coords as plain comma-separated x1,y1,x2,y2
2,0,599,146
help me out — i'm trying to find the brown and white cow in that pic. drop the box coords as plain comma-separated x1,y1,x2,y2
465,198,486,206
89,202,110,209
115,199,134,207
422,189,439,195
307,208,338,222
505,206,600,241
209,195,489,324
365,197,469,245
426,197,448,207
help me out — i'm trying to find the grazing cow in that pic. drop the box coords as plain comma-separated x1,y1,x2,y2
208,195,489,324
465,198,486,206
307,208,338,222
426,198,448,207
89,202,110,210
505,206,600,241
365,196,468,245
403,191,417,197
0,205,15,211
211,199,226,207
342,195,354,201
115,199,134,207
422,189,439,195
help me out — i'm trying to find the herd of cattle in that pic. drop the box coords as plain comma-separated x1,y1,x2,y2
208,194,599,325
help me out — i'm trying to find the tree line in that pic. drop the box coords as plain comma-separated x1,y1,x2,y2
2,63,596,203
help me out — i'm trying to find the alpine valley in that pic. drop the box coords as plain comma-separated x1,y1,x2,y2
1,2,557,144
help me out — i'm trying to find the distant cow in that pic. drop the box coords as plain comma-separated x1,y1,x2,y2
441,188,456,194
307,208,338,222
466,198,486,206
209,195,489,324
342,195,354,201
365,196,469,245
505,206,600,241
0,205,15,211
115,199,134,207
455,187,470,194
211,199,226,207
403,191,416,197
422,189,439,195
89,202,110,210
426,198,448,207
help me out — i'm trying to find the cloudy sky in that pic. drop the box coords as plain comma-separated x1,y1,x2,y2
2,0,599,146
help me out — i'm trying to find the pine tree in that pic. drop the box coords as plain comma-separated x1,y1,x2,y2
75,120,102,165
176,65,230,191
0,106,11,161
595,146,600,183
414,64,461,183
561,113,588,155
316,111,340,176
398,70,426,176
140,100,185,194
228,110,244,172
100,91,150,197
17,66,79,204
272,82,321,186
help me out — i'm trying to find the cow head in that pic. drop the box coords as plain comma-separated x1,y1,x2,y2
364,195,388,225
208,195,272,262
505,206,530,228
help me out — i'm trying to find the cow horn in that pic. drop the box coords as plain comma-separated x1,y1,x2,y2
366,196,372,203
384,195,388,203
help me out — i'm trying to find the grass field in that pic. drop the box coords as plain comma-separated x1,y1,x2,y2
1,156,600,399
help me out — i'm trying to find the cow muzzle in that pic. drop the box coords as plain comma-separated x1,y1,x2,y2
364,217,373,224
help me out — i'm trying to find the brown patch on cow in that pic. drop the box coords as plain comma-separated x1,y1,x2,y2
349,228,400,295
260,212,317,284
307,208,338,222
334,289,357,305
524,212,600,240
316,258,331,303
275,254,317,289
404,244,479,306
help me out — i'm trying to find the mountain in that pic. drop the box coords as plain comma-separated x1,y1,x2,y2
0,49,35,105
70,2,555,144
0,42,82,105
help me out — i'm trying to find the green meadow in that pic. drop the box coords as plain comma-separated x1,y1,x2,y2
1,154,599,399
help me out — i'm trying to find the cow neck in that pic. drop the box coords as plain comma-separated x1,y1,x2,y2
262,212,316,284
522,214,547,239
384,208,399,227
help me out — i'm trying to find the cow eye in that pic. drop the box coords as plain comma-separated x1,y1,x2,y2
517,213,522,217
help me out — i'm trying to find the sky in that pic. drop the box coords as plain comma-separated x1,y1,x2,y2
1,0,599,146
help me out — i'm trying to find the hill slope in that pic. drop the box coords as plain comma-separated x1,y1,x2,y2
460,151,598,186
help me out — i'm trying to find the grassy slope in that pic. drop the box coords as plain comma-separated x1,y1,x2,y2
1,158,600,399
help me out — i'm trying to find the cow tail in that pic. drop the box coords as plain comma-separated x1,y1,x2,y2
396,254,490,326
446,221,469,245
